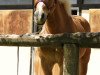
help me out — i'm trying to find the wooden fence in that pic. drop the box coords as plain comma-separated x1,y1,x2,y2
0,32,100,75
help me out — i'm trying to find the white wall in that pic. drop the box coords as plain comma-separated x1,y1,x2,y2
82,10,90,22
0,46,17,75
18,47,31,75
0,46,31,75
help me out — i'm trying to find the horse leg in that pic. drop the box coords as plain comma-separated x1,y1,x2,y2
41,56,54,75
52,63,63,75
34,51,45,75
59,63,63,75
79,48,91,75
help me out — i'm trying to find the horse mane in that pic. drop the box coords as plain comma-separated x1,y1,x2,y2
58,0,71,15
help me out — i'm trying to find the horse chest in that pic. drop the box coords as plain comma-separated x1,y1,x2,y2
38,46,63,62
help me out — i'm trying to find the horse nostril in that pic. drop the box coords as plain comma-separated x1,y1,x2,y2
41,13,45,19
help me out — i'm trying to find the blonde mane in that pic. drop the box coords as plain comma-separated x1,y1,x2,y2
58,0,71,15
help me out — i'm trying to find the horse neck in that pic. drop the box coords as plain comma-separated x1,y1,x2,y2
44,3,74,34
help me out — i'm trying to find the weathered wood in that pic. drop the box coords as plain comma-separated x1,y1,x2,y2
90,9,100,32
0,10,32,34
0,32,99,48
63,44,79,75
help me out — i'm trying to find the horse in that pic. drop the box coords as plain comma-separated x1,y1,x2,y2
34,0,91,75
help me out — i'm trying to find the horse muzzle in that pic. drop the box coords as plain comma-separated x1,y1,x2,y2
34,2,48,25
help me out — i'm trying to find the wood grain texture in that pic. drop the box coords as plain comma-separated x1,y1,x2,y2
0,10,32,34
90,9,100,32
0,32,99,48
63,44,79,75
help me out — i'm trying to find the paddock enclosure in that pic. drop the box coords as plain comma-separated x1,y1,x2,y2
0,10,100,75
0,0,100,75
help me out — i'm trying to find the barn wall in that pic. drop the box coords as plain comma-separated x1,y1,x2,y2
82,9,100,32
89,9,100,32
0,46,17,75
0,10,33,75
82,9,100,75
0,10,32,34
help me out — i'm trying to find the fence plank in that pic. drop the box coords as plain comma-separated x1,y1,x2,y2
18,47,31,75
63,44,79,75
0,46,17,75
0,32,99,48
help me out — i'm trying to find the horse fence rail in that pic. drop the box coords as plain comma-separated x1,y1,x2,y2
0,32,100,75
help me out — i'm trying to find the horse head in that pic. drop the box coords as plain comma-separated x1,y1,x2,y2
34,0,57,25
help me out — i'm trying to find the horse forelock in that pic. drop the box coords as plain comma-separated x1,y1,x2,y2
58,0,71,15
35,0,71,15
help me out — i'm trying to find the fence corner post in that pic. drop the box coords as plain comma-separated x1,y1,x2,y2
63,44,79,75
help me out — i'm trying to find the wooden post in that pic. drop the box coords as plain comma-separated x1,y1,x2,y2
63,44,79,75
